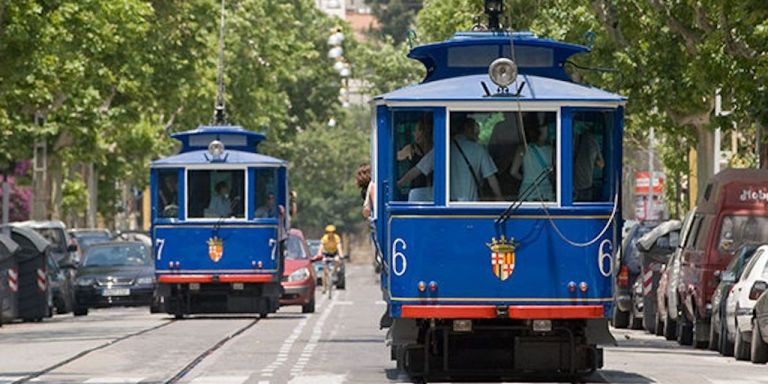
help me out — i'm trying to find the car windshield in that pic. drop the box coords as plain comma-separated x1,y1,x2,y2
34,228,67,253
84,244,151,267
307,240,321,256
718,216,768,253
75,233,111,249
285,236,308,260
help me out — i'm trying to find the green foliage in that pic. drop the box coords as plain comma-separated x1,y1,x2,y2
350,37,424,96
365,0,423,44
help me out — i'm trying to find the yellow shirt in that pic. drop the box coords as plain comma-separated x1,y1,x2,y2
321,233,341,254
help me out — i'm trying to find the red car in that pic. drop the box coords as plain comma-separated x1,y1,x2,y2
280,229,317,313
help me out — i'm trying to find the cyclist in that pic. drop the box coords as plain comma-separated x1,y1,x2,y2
318,224,344,294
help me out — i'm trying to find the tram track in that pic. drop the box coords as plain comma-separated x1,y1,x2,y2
12,319,177,384
11,315,261,384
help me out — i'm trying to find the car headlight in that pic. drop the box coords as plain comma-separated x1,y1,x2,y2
136,276,155,285
77,278,95,287
287,268,310,282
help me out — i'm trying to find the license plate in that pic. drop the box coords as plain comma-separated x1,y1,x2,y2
102,288,130,297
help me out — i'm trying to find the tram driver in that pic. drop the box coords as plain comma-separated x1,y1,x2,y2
207,181,233,217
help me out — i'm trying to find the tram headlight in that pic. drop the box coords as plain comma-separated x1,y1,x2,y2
488,58,517,89
208,140,225,158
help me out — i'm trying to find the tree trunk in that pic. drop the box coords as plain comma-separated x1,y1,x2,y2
696,125,715,201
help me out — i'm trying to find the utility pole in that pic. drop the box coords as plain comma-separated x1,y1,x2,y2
647,127,654,221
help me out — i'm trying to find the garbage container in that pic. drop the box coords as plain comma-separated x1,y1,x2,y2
5,226,51,322
0,233,20,325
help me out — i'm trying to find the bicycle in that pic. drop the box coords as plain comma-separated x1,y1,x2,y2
322,256,339,300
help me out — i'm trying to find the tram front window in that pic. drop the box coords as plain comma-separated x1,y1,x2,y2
572,111,613,202
450,111,557,202
187,169,246,219
157,170,179,218
254,168,279,218
393,111,434,202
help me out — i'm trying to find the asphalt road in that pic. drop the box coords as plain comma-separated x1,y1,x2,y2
1,264,768,384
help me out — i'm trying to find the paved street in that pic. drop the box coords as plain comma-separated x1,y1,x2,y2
2,264,768,384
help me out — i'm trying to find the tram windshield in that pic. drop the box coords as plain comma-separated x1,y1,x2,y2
254,168,279,218
450,111,557,202
187,169,246,219
157,169,179,218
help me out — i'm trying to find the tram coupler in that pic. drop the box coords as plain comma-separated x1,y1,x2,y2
496,305,509,318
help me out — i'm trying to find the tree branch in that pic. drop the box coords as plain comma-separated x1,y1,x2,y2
591,0,627,48
718,10,757,59
163,106,184,132
98,86,117,114
646,0,699,56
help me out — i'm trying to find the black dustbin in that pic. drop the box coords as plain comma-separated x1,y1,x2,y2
4,226,51,321
0,233,20,325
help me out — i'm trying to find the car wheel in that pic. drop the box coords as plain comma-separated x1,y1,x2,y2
655,311,664,336
663,309,677,340
751,319,768,364
719,320,734,356
73,307,88,317
735,329,751,361
692,316,709,349
302,297,316,314
612,307,629,329
677,315,693,346
708,317,720,351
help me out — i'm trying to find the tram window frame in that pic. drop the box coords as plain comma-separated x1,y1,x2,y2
156,169,180,219
391,110,436,204
185,168,247,220
571,110,614,203
253,167,280,219
445,108,560,206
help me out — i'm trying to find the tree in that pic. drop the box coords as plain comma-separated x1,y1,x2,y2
366,0,423,44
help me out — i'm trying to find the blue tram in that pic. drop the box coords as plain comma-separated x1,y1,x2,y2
150,125,289,317
373,23,625,376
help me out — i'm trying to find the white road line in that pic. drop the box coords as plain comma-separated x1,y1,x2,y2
259,312,311,377
374,300,386,305
290,292,345,375
188,376,249,384
0,377,25,384
83,378,144,384
287,374,346,384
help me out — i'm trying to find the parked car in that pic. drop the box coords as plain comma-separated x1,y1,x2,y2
709,243,760,355
613,221,657,328
310,239,346,290
280,229,317,313
74,241,155,316
657,209,696,341
69,228,112,260
47,253,74,315
677,169,768,348
14,221,78,266
112,231,152,247
751,290,768,363
723,244,768,360
635,219,681,334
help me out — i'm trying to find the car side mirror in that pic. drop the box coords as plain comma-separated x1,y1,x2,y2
67,244,78,253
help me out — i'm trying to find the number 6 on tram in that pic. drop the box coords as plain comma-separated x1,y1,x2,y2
150,125,289,318
373,23,626,377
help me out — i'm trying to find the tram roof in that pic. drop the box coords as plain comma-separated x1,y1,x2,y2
376,74,626,104
151,149,285,167
408,32,590,83
171,125,266,153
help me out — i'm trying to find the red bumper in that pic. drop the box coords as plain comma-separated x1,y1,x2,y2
157,274,275,284
400,305,605,319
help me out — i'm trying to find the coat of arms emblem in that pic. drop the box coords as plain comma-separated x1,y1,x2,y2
208,236,224,262
488,236,516,281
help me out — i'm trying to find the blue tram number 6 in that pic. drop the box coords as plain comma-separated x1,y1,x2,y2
392,238,407,276
597,239,613,277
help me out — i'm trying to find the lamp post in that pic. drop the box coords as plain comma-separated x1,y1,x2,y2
327,27,350,108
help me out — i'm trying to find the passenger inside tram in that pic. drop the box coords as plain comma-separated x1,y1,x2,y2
509,113,555,202
396,114,433,202
207,181,233,217
255,193,278,218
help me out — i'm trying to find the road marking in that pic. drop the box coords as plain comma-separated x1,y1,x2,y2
189,376,249,384
0,377,25,384
287,374,346,384
290,295,341,375
260,313,311,377
333,300,354,305
83,378,144,384
374,300,386,305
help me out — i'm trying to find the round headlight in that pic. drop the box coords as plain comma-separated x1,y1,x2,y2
208,140,225,157
489,58,518,88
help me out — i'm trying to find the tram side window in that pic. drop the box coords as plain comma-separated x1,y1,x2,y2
187,170,246,219
157,170,179,218
393,111,434,202
572,111,613,202
254,168,279,218
451,111,557,202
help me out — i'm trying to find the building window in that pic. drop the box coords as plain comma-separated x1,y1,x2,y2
187,169,245,219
